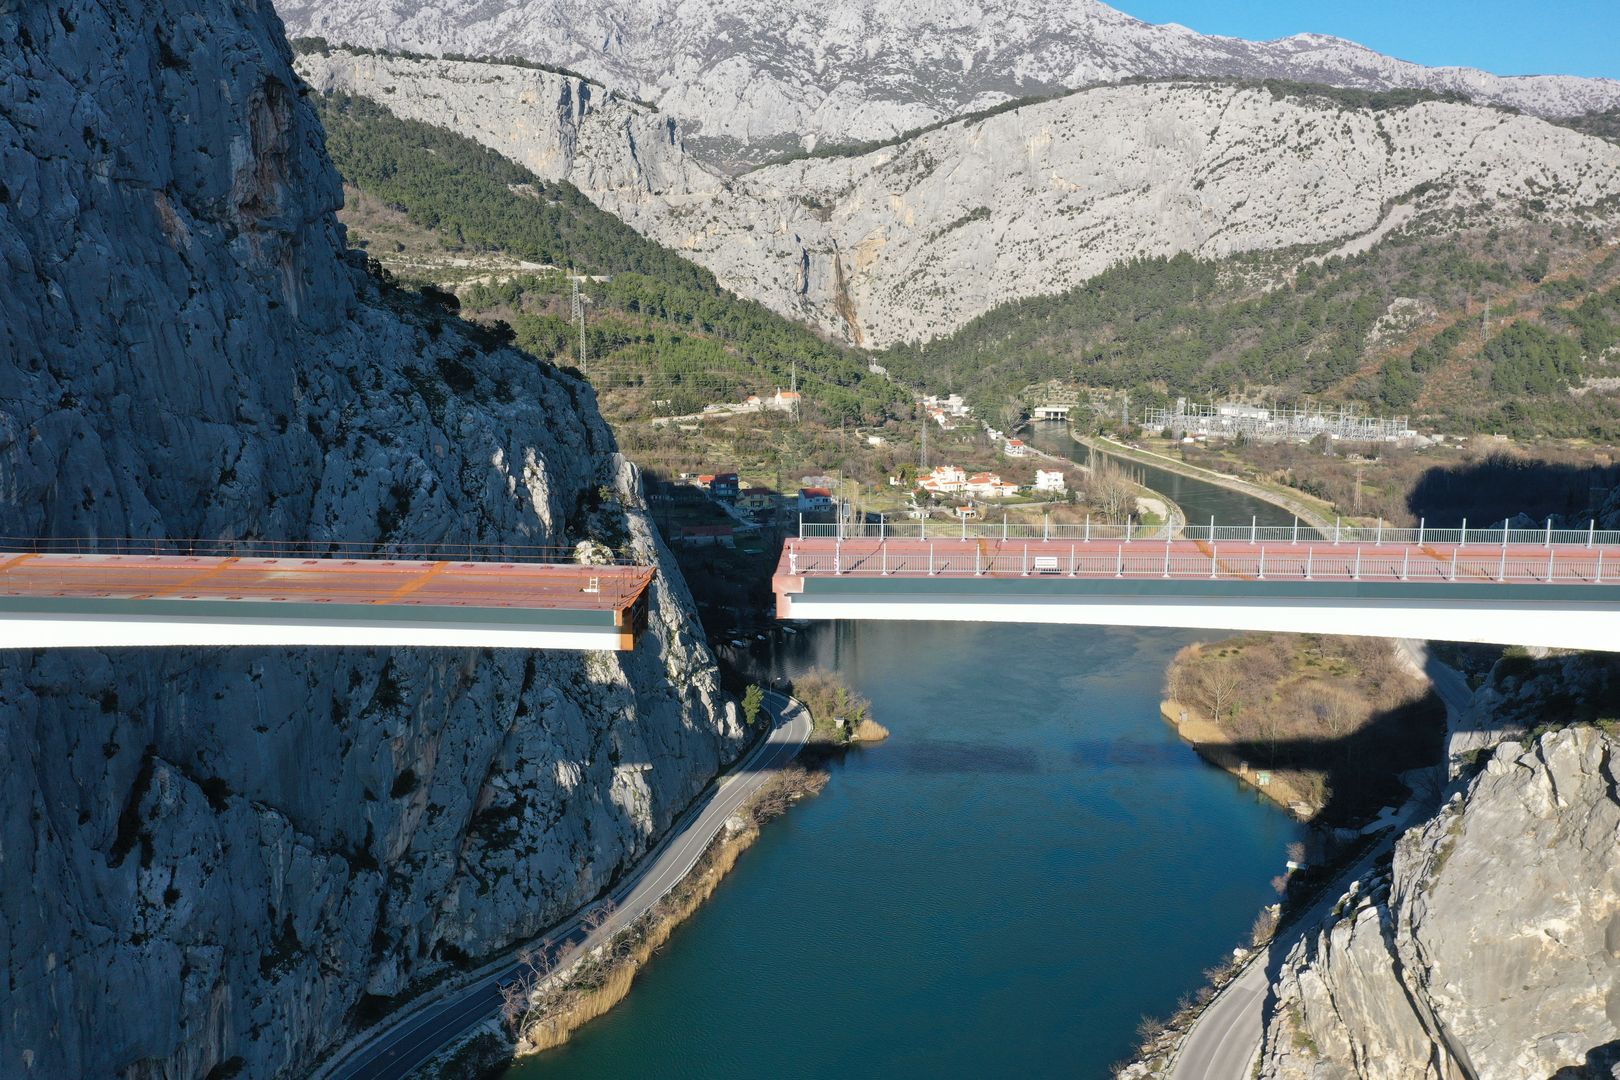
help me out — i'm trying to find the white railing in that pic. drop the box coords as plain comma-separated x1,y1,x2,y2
800,517,1620,548
785,540,1620,587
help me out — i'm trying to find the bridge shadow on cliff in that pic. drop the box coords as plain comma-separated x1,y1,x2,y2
1406,455,1620,528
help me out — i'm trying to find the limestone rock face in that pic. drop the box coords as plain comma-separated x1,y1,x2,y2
275,0,1620,166
294,50,721,209
637,83,1620,347
316,57,1620,348
0,4,738,1078
1258,726,1620,1080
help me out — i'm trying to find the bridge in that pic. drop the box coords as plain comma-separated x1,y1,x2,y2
771,521,1620,651
0,541,652,651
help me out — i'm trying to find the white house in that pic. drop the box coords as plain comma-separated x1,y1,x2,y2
916,466,967,493
1035,470,1067,493
768,389,802,411
798,487,834,511
1004,439,1031,457
965,472,1018,498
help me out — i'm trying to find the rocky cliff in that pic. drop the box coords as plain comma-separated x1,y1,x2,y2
275,0,1620,166
1257,724,1620,1080
0,4,739,1078
293,49,719,212
303,54,1620,348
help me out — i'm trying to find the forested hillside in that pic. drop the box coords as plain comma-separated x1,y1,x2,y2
314,93,901,424
879,225,1620,440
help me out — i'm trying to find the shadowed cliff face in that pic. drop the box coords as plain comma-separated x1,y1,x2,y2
0,4,740,1077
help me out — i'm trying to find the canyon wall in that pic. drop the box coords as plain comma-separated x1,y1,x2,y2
296,53,1620,349
1258,723,1620,1080
0,4,738,1077
275,0,1620,165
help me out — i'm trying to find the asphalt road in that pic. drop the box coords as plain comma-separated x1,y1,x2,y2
1169,646,1474,1080
317,691,811,1080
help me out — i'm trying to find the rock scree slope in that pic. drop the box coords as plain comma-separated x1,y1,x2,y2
276,0,1620,166
0,4,741,1078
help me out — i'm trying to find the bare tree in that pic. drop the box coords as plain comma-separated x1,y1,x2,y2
1087,456,1139,524
1192,659,1244,727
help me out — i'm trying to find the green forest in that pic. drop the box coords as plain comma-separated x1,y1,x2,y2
876,226,1620,439
313,92,901,422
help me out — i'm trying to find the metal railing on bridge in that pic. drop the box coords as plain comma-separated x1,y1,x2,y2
0,536,646,566
801,517,1620,548
783,538,1620,587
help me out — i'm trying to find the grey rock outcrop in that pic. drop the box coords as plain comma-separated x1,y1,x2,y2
290,59,1620,348
1,4,738,1078
294,50,721,209
275,0,1620,166
1257,725,1620,1080
641,83,1620,347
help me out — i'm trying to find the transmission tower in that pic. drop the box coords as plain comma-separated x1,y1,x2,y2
571,274,587,376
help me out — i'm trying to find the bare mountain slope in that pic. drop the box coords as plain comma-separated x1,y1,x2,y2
277,0,1620,166
296,51,1620,348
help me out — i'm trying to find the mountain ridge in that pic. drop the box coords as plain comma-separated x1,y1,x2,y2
277,0,1620,168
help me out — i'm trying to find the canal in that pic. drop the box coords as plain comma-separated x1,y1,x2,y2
506,429,1307,1080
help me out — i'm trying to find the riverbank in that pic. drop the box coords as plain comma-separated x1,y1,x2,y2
1158,699,1317,819
1075,435,1337,532
311,694,812,1080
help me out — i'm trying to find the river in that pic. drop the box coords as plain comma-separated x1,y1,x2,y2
505,426,1307,1080
1023,420,1320,536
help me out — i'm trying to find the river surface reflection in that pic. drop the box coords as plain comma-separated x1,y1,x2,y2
509,616,1300,1080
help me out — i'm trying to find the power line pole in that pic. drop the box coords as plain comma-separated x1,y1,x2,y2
571,273,587,376
921,403,928,471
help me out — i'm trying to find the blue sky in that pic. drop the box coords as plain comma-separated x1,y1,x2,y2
1116,0,1620,81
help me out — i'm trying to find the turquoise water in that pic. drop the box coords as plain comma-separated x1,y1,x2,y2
507,619,1299,1080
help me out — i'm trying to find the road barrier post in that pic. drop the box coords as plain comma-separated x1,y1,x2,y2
1376,518,1383,546
1402,548,1410,581
1460,518,1467,547
1353,548,1361,580
1070,545,1077,577
929,544,936,576
1116,546,1123,578
1292,517,1299,544
1548,548,1555,582
1251,516,1257,545
1305,547,1313,580
1163,537,1171,578
1450,545,1458,581
1257,548,1266,579
1590,520,1596,548
1418,518,1425,546
1546,518,1553,547
1085,514,1091,544
1210,544,1217,579
1599,550,1605,583
1498,546,1507,582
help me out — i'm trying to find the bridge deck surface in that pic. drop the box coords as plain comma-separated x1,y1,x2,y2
0,553,655,650
774,537,1620,585
0,552,650,609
